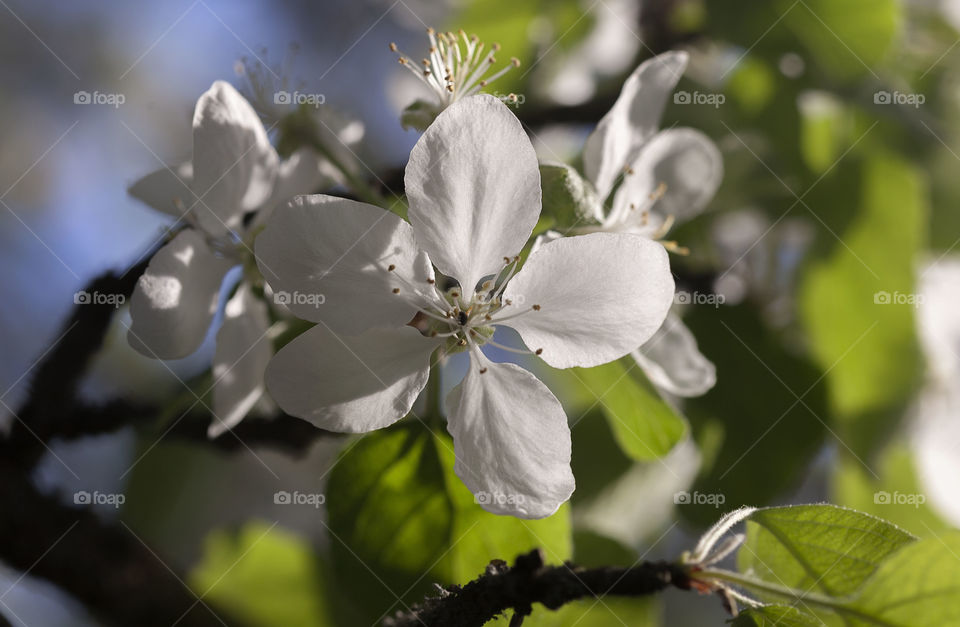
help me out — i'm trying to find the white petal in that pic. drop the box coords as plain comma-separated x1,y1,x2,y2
632,312,715,397
192,81,279,235
446,355,574,518
911,385,960,527
502,232,674,369
405,94,541,293
209,283,273,438
128,162,194,218
582,51,688,199
254,194,434,335
128,229,234,360
265,324,436,432
529,229,563,255
917,258,960,382
251,147,331,229
611,128,722,227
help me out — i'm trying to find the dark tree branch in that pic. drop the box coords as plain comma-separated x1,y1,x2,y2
384,549,691,627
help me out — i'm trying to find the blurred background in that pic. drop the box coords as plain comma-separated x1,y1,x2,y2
2,0,960,624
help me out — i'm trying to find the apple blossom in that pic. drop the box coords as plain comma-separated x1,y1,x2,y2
255,94,675,518
391,28,520,130
540,51,723,397
126,81,330,437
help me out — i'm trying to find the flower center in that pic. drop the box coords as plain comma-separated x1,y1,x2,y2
389,257,544,362
390,28,520,108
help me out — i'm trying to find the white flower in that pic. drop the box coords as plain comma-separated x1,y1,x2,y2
910,258,960,527
541,51,724,397
390,28,520,130
127,81,330,437
255,94,675,518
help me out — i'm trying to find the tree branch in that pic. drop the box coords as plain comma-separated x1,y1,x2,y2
383,549,691,627
0,461,237,627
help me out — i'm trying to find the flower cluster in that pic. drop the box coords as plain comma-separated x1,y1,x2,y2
538,51,724,397
126,81,339,437
127,46,722,518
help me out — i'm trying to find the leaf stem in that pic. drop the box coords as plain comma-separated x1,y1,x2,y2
696,568,878,621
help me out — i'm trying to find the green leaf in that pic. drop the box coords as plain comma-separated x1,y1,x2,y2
722,512,960,625
325,423,571,622
798,153,926,441
846,532,960,625
538,162,601,227
682,305,827,524
733,605,822,627
738,504,916,598
189,522,333,626
780,0,900,79
565,358,687,461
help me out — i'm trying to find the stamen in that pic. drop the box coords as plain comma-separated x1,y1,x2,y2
393,27,520,108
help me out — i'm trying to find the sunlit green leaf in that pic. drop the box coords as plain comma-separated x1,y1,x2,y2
325,424,571,622
846,532,960,625
565,359,687,461
190,522,333,626
799,153,926,443
738,504,915,598
733,605,822,627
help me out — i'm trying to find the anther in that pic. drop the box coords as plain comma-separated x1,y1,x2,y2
479,367,488,374
532,304,541,311
387,264,396,271
392,288,401,294
535,348,543,355
389,42,398,52
427,278,435,284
